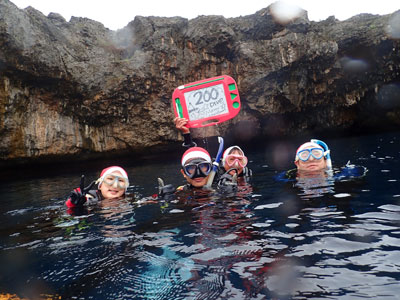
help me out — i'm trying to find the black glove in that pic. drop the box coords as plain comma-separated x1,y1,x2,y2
159,184,175,196
157,178,175,200
69,175,95,206
217,169,238,191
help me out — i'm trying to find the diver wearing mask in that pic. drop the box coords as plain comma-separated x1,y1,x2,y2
65,166,130,213
217,146,252,187
179,147,213,190
157,147,213,199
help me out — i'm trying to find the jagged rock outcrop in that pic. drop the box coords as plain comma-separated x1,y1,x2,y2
0,0,399,164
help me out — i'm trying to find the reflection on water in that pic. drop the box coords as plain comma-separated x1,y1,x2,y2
0,132,400,299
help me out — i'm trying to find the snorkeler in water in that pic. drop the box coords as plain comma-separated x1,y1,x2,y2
179,147,213,189
158,147,213,199
271,139,334,199
295,140,331,174
276,139,366,182
273,139,330,183
218,145,252,186
174,117,252,187
275,139,332,181
65,166,130,209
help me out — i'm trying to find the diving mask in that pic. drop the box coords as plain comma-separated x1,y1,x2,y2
225,154,248,168
183,159,212,179
100,174,129,189
297,148,324,162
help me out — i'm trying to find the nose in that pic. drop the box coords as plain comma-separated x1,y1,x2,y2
308,155,315,161
112,180,118,187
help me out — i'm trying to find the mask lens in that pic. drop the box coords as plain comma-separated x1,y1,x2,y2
103,175,116,186
239,156,248,167
184,164,197,177
198,162,211,175
298,150,311,161
117,177,128,188
226,156,236,166
311,148,323,159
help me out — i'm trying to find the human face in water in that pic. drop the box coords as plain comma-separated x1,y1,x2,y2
181,159,210,188
99,171,126,199
295,146,327,172
224,149,247,175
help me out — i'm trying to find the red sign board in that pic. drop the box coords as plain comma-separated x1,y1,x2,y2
172,75,241,128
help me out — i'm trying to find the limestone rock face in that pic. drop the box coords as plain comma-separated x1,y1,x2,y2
0,0,399,163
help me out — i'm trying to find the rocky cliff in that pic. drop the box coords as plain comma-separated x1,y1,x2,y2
1,0,399,165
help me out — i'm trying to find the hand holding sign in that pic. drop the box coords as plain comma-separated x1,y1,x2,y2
174,117,190,134
172,75,241,128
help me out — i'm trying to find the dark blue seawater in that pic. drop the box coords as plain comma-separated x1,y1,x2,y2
0,131,399,299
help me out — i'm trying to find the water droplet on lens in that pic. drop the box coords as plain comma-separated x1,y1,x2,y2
385,12,400,39
376,83,400,109
270,1,303,24
340,56,369,73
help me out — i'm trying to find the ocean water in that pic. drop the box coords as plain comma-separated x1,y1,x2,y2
0,131,399,300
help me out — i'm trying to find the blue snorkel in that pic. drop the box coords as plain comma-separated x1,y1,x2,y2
311,139,332,170
205,136,224,187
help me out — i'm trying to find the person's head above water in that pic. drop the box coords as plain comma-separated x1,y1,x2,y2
294,141,329,172
222,146,248,175
181,147,212,188
96,166,129,199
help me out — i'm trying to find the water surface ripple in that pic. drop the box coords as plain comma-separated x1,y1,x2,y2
0,132,400,299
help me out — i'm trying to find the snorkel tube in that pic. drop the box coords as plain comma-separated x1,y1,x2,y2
311,139,332,169
205,136,224,187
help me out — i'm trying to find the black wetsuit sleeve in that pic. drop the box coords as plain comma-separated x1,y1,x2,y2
182,133,197,148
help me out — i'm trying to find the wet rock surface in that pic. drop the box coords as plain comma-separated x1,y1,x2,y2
0,0,399,164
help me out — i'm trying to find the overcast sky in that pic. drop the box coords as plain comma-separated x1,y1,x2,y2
10,0,400,30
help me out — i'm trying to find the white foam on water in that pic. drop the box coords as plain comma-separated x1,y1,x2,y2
310,211,343,217
254,202,283,210
378,204,400,212
169,209,185,213
285,223,299,228
288,214,301,219
55,219,80,227
334,193,351,198
252,223,271,228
